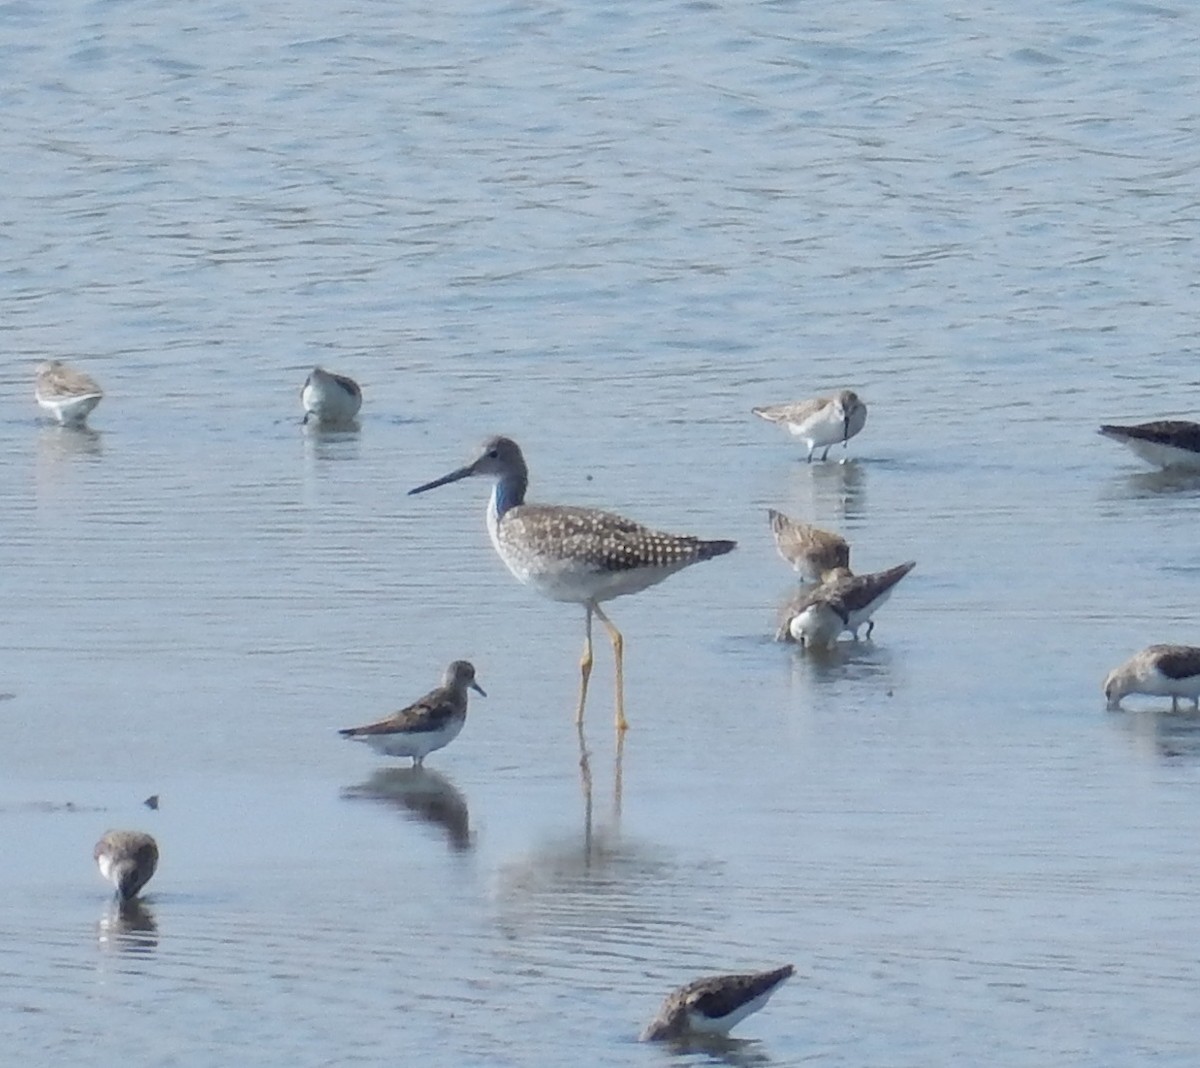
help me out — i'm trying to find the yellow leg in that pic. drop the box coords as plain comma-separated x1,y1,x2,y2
576,605,594,726
593,603,627,732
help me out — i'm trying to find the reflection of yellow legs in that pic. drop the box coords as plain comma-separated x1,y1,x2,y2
576,606,594,726
576,719,593,855
593,603,627,733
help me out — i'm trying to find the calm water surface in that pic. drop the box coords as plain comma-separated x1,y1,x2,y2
2,0,1200,1064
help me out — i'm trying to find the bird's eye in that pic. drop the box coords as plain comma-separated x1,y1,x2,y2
486,449,499,458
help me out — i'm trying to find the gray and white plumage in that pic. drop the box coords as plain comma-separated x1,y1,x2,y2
767,508,850,582
640,965,794,1042
408,436,735,731
780,561,916,647
1099,421,1200,471
338,660,484,764
752,389,867,461
35,360,104,425
301,366,362,425
94,830,159,902
1104,644,1200,711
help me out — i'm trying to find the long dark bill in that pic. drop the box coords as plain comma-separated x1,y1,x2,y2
408,464,474,496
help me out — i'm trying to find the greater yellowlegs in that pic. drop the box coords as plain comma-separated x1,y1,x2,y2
780,561,915,647
302,366,362,426
1104,645,1200,711
767,508,850,582
753,388,867,461
93,830,159,902
35,360,104,425
408,436,736,732
338,660,483,764
640,964,794,1042
1099,421,1200,471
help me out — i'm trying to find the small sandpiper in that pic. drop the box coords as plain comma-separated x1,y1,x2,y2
1104,645,1200,711
1099,421,1200,471
752,389,867,461
409,436,735,732
640,964,794,1042
301,366,362,426
35,360,104,425
767,508,850,582
94,830,159,902
339,660,484,765
780,561,916,648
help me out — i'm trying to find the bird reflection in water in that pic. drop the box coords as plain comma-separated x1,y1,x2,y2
1115,706,1200,764
341,766,471,852
96,899,158,954
788,454,866,525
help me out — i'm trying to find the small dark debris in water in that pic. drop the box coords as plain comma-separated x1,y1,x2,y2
143,795,159,810
887,689,894,697
0,693,15,701
586,474,593,481
2,800,104,814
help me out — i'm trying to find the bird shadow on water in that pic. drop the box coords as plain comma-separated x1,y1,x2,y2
340,766,471,852
96,899,158,954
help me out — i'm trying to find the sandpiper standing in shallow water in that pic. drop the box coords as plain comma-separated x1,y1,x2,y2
301,366,362,426
409,436,735,732
94,830,159,901
35,360,104,425
1099,421,1200,471
753,389,867,461
641,965,794,1042
767,508,850,582
780,561,915,648
339,660,484,765
1104,645,1200,711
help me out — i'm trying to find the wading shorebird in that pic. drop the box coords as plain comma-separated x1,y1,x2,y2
640,965,794,1042
780,561,916,648
1104,645,1200,711
301,366,362,426
752,389,867,461
767,508,850,582
93,830,159,902
339,660,484,765
1099,421,1200,471
35,360,104,425
408,436,735,732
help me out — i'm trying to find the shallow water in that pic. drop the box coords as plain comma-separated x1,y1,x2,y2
3,0,1200,1064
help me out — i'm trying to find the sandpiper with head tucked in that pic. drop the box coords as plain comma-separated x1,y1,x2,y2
767,508,850,582
1099,421,1200,471
301,366,362,426
409,436,735,732
780,561,915,648
640,965,794,1042
1104,645,1200,711
94,830,159,902
35,361,104,425
753,389,867,461
339,660,483,765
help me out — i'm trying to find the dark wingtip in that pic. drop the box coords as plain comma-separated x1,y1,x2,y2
337,728,356,738
702,539,737,560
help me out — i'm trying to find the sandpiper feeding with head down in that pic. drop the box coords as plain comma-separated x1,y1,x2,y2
409,436,735,732
339,660,484,765
35,360,104,425
640,964,794,1042
1104,645,1200,711
1099,421,1200,471
767,508,850,582
94,830,159,902
752,389,867,461
301,366,362,426
780,561,915,648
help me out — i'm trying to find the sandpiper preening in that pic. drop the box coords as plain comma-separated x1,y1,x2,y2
409,436,735,732
767,508,850,582
301,366,362,426
93,830,159,902
640,964,794,1042
1104,645,1200,711
1099,420,1200,471
752,389,867,461
339,660,484,765
35,360,104,425
780,561,915,648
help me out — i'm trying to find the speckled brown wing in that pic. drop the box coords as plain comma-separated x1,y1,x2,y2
1100,421,1200,451
1151,645,1200,680
752,397,825,424
687,965,795,1020
340,691,459,737
831,561,916,614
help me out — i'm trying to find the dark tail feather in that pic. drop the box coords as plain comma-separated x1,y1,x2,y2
699,539,737,561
